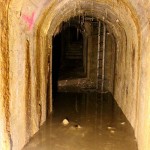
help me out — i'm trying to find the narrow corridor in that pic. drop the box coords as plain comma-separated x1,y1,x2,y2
21,14,137,150
23,92,138,150
1,1,150,150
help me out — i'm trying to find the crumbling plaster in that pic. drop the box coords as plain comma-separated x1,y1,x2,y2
0,0,150,150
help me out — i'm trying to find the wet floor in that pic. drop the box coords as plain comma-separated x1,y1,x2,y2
23,92,138,150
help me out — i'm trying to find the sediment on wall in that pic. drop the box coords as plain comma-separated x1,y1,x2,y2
0,1,11,149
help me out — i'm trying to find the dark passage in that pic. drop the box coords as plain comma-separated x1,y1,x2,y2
58,26,85,80
52,17,86,97
23,92,138,150
25,16,138,150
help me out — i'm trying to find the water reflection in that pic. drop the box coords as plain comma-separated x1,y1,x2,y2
23,92,138,150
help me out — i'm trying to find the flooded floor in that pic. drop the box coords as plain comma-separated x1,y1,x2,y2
23,92,138,150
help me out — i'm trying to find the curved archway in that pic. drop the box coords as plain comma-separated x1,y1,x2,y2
34,0,140,125
32,0,142,149
7,0,147,149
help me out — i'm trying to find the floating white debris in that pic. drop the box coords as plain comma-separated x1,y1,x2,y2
121,122,126,125
62,119,69,126
116,19,119,23
110,130,115,134
107,126,115,130
75,124,82,129
107,32,110,35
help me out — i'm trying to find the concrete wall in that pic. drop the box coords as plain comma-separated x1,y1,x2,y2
88,24,98,82
0,1,11,149
0,0,150,150
86,23,116,93
105,33,116,93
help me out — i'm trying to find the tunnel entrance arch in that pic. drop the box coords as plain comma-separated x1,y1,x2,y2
6,0,142,149
51,15,117,96
34,1,140,120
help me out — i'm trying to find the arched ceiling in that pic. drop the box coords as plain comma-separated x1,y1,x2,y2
38,0,139,37
5,1,150,150
9,0,140,37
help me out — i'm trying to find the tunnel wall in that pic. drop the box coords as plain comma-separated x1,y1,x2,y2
86,23,116,93
8,6,27,149
0,1,11,149
0,0,150,150
37,1,149,150
89,25,98,82
105,33,116,93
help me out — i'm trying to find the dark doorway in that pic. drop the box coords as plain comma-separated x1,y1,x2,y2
59,25,85,80
52,19,85,97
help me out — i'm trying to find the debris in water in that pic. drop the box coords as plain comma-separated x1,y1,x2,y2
121,122,126,125
107,126,115,130
110,130,115,134
70,124,82,130
74,124,82,129
62,118,69,126
116,19,119,23
108,126,116,134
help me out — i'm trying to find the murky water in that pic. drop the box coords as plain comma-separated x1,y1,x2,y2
23,92,138,150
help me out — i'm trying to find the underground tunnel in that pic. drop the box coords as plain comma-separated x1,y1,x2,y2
1,0,150,150
24,16,138,150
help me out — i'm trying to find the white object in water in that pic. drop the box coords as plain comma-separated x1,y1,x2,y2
75,124,82,129
110,130,115,134
62,119,69,126
121,122,126,125
107,126,115,130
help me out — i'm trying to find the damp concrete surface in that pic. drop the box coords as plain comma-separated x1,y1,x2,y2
23,92,138,150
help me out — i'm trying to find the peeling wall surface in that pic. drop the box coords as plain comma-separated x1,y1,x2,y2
0,0,150,150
